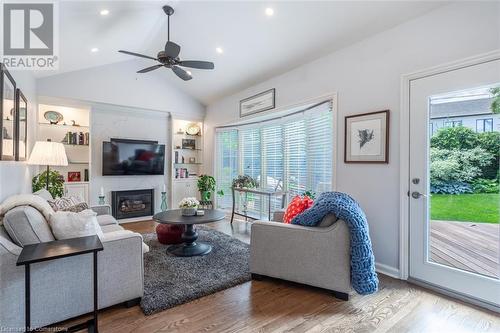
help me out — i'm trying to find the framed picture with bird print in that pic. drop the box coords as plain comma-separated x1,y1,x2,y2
344,110,389,163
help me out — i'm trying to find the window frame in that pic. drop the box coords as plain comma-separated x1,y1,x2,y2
213,94,338,208
476,118,493,132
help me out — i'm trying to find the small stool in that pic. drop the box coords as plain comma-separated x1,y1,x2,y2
156,224,185,245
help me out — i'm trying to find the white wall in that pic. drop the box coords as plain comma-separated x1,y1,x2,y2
89,104,170,217
0,70,37,202
204,2,500,273
36,60,205,119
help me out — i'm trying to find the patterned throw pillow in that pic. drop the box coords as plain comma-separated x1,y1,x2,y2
283,195,314,224
48,196,88,213
62,202,90,213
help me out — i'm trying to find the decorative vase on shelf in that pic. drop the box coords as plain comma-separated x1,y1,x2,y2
181,207,197,216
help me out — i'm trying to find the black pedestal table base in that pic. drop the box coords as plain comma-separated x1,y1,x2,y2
166,224,212,257
153,209,225,258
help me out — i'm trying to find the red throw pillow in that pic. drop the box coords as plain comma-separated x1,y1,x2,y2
283,195,314,224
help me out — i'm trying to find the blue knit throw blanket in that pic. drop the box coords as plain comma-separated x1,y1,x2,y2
292,191,378,295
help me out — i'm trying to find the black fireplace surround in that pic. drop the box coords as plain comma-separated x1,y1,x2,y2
111,189,154,219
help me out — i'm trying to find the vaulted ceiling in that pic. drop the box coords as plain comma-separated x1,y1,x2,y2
39,1,445,105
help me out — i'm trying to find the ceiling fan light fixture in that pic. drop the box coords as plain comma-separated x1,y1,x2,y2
118,5,214,81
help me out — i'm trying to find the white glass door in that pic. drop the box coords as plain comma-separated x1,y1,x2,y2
409,58,500,307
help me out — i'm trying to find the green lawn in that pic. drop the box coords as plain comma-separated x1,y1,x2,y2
430,193,499,224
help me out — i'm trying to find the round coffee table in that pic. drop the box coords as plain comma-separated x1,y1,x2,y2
152,209,225,257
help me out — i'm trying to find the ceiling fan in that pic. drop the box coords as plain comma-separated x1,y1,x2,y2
118,5,214,81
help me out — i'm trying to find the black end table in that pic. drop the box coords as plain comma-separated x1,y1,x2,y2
153,209,225,257
16,235,104,333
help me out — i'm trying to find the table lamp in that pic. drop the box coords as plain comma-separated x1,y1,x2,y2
28,140,68,190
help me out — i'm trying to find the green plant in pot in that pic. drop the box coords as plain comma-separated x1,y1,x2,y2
232,175,258,189
197,175,216,201
32,169,65,198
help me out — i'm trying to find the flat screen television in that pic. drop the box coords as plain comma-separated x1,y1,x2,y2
102,140,165,176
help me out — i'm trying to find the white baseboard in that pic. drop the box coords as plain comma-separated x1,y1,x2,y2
375,262,401,279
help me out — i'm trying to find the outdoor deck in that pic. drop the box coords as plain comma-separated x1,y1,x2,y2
430,220,499,279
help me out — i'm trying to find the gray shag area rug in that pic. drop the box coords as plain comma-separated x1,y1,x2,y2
140,226,251,315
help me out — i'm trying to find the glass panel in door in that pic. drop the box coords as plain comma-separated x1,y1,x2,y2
429,86,500,280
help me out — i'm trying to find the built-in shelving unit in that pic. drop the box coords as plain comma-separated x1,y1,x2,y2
37,103,91,203
170,118,203,207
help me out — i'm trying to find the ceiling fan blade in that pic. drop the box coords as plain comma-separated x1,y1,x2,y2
119,50,157,61
172,66,192,81
137,64,163,73
165,41,181,58
178,60,215,70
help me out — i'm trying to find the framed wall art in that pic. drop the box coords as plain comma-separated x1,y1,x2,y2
68,171,81,182
0,63,16,161
15,88,28,161
240,88,275,117
344,110,389,163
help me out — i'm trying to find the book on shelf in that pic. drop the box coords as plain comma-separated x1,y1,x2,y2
63,131,89,145
175,168,191,179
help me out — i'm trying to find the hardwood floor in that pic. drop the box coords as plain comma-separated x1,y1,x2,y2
68,218,499,333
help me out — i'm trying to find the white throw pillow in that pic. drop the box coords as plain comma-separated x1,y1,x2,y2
49,209,104,240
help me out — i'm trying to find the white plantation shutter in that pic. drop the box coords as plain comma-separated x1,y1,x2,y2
240,128,262,217
215,129,238,208
262,125,284,211
215,100,333,212
284,119,307,198
240,128,261,180
306,104,333,194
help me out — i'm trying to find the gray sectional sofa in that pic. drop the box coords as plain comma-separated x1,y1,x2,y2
250,210,351,299
0,194,146,330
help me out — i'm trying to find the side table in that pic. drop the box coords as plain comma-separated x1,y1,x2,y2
16,235,104,333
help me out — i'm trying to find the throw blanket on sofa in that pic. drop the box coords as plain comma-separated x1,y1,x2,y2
292,191,378,295
0,194,55,226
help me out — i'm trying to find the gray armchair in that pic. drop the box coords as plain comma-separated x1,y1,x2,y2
250,210,351,300
0,199,145,330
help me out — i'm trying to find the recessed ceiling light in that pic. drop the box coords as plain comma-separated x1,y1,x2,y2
265,8,274,16
216,47,223,54
91,47,99,53
100,9,109,16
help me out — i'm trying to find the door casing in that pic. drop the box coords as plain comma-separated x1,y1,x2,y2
399,50,500,280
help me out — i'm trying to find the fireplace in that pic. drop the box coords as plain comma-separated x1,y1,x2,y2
111,189,154,220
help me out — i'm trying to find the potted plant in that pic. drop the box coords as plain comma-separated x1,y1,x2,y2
32,170,65,198
179,197,199,216
197,175,216,201
232,175,259,189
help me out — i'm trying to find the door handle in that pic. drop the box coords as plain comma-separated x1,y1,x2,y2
411,191,428,199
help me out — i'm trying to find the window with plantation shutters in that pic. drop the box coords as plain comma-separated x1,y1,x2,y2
239,127,262,217
284,119,307,197
262,125,284,211
215,99,333,213
215,129,238,208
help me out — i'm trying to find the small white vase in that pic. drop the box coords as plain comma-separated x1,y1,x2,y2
181,207,197,216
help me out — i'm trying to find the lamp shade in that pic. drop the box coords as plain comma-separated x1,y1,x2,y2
28,141,68,166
